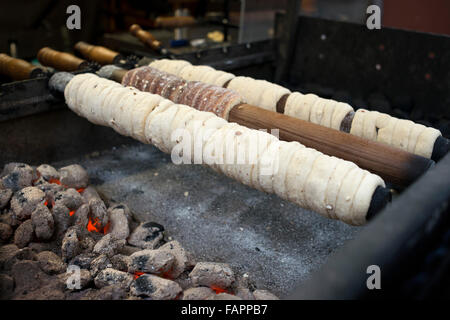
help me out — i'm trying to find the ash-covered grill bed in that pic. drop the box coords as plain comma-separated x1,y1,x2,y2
1,16,449,299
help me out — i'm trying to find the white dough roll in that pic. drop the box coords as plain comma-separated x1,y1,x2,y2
130,94,165,143
258,140,282,194
323,159,357,220
309,97,327,125
351,172,385,225
272,141,304,199
334,167,366,225
285,147,322,208
285,93,319,122
65,73,387,226
249,131,278,191
350,109,441,158
303,155,341,217
414,127,441,158
184,111,216,163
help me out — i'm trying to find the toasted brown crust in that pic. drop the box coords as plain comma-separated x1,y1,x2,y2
340,111,355,133
276,94,290,114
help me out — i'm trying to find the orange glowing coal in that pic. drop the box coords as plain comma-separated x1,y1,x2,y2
87,217,109,234
134,272,145,280
210,286,230,295
46,179,84,193
48,178,61,185
69,210,75,217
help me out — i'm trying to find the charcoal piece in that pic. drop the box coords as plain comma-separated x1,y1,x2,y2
127,221,164,249
93,234,126,257
182,287,215,300
0,222,13,242
0,188,13,209
107,204,130,240
118,245,142,256
28,242,58,254
61,227,81,262
58,165,89,189
60,269,92,291
14,219,34,248
110,254,130,272
82,285,127,300
0,245,37,271
36,164,60,182
37,251,67,274
235,287,255,300
1,163,36,192
10,187,45,221
90,254,111,277
208,293,242,300
89,198,109,230
79,234,97,253
128,249,175,274
15,247,36,261
158,241,194,279
80,186,101,203
0,274,14,299
0,244,20,270
36,182,64,203
189,262,235,290
0,211,16,226
31,203,54,240
174,271,193,290
252,289,279,300
130,274,182,300
11,260,49,293
94,268,133,289
70,253,96,269
54,188,83,210
52,203,72,237
74,203,89,228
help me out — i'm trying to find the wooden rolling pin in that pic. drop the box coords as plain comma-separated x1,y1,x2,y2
74,41,121,65
37,47,88,71
39,49,434,187
129,24,163,52
0,53,45,81
154,16,196,28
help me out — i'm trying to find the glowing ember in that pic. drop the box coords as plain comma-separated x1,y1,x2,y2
77,188,85,193
87,217,109,234
210,286,230,295
48,178,61,185
134,272,144,279
69,210,75,217
103,222,110,234
160,267,174,279
87,217,100,232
